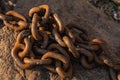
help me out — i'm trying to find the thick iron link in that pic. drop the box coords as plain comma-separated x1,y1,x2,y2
3,10,27,31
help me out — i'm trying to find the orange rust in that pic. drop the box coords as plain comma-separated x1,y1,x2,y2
53,13,64,32
39,27,44,30
33,46,47,55
0,14,6,20
118,74,120,80
6,10,27,22
4,20,27,31
43,65,56,73
23,57,52,65
16,30,30,43
48,43,70,70
99,54,113,67
63,36,80,58
91,38,113,66
45,31,51,34
56,61,72,79
29,7,41,17
48,43,69,60
8,5,116,79
31,13,42,40
52,28,66,47
39,4,50,20
78,44,100,51
91,38,105,44
41,51,69,69
18,37,32,58
29,4,49,23
52,23,56,28
65,27,75,43
11,43,33,69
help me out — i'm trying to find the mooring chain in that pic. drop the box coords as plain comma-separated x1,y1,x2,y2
0,4,120,79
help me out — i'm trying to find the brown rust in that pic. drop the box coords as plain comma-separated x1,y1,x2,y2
66,23,89,41
39,4,50,20
33,46,47,55
52,28,66,47
117,74,120,80
65,27,75,43
4,20,27,31
48,43,69,60
78,44,100,51
16,30,31,43
91,38,113,66
43,65,57,73
94,54,104,65
18,37,33,58
6,10,27,22
63,36,80,58
56,61,72,79
7,4,117,80
11,43,33,69
48,43,70,70
53,13,64,32
3,10,28,31
31,13,42,40
31,14,48,48
40,30,48,48
76,48,94,62
80,56,96,69
29,7,41,17
23,57,52,65
99,54,114,67
66,23,87,35
45,31,51,34
29,4,49,25
0,14,6,20
41,51,69,69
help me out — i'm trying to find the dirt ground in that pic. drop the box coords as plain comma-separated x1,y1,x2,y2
0,0,120,80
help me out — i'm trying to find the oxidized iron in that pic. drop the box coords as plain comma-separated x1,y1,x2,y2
0,4,119,80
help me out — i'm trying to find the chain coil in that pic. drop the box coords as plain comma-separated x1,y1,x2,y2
0,4,120,80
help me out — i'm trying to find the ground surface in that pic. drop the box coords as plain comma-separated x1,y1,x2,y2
0,0,120,80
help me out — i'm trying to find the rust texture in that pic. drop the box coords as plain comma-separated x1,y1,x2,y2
0,0,120,80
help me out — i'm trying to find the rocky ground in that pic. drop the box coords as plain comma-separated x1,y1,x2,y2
0,0,120,80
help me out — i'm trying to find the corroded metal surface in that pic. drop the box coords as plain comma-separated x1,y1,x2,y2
0,0,120,80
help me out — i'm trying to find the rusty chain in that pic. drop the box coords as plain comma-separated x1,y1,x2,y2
0,4,120,80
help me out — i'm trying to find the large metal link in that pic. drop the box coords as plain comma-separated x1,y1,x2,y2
52,27,66,47
31,13,42,40
55,60,72,79
63,36,80,58
3,10,27,31
11,37,34,69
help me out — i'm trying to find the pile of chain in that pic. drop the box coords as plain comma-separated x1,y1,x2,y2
0,4,120,79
